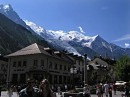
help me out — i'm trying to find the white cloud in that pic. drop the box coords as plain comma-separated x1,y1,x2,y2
114,34,130,42
125,43,130,48
78,26,85,34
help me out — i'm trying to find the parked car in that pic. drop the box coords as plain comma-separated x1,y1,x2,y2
75,86,96,94
115,81,126,91
115,81,126,86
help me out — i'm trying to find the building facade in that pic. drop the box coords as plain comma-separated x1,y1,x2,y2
6,43,74,85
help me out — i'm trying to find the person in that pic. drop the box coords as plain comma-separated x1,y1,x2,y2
100,83,104,97
84,84,91,97
57,86,61,94
113,82,117,95
103,82,109,97
39,79,56,97
65,84,68,92
7,86,13,97
108,84,112,97
96,84,101,97
19,78,39,97
0,86,1,97
124,83,129,97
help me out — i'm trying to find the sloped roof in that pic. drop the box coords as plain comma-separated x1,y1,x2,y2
89,63,99,70
6,43,50,57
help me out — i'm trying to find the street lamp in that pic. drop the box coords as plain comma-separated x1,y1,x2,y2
70,67,77,86
84,54,88,86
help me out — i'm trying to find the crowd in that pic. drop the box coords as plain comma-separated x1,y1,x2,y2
95,81,130,97
1,80,130,97
6,78,56,97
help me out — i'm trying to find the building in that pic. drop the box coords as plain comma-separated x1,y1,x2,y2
0,56,8,84
6,43,74,85
67,53,84,85
88,56,116,83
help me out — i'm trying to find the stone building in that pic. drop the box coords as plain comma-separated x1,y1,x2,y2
88,56,116,83
67,54,84,85
6,43,74,85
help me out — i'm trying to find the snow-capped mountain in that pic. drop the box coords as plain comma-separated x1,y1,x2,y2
1,4,130,59
24,20,97,47
24,20,81,55
24,20,130,59
0,4,34,33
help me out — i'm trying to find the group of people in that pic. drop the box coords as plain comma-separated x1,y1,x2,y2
96,81,130,97
96,82,114,97
18,78,56,97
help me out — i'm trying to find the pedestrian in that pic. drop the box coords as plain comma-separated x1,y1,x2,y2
17,85,21,95
0,86,1,97
65,84,68,92
103,82,109,97
19,78,39,97
57,86,61,94
108,84,112,97
7,86,13,97
124,83,130,97
113,82,117,95
39,79,56,97
96,84,101,97
84,84,91,97
100,83,104,97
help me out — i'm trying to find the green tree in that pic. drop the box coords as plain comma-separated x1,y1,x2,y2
114,55,130,81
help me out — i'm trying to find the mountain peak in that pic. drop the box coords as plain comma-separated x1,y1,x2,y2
0,4,13,12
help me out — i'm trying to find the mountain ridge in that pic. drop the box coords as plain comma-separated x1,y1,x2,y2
0,12,49,55
0,4,130,59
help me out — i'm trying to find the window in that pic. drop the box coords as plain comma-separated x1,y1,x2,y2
49,62,52,69
33,60,38,66
59,76,62,84
79,61,80,65
41,60,44,67
18,61,21,67
54,63,57,70
68,66,70,71
23,61,27,67
60,65,62,70
64,66,66,70
63,76,66,83
54,75,57,83
20,74,26,83
13,62,16,67
12,74,18,82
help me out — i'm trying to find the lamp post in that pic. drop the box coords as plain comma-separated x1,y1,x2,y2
84,54,88,86
70,67,77,87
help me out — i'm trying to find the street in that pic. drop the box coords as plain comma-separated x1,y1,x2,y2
90,91,124,97
1,91,125,97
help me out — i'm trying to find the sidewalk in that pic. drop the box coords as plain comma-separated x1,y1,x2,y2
1,91,61,97
1,91,18,97
0,91,125,97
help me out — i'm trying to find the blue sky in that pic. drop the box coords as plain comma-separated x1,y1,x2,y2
0,0,130,48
